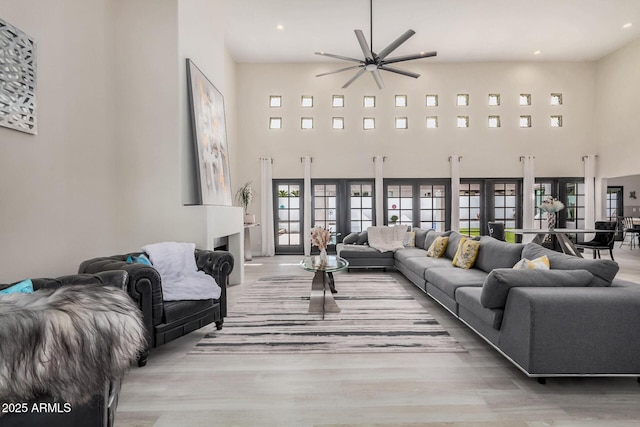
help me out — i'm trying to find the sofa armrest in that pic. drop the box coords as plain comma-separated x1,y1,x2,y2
195,249,234,318
78,256,162,351
31,271,129,292
498,283,640,375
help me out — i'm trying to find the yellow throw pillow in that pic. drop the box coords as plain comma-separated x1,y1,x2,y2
426,236,449,258
512,255,550,270
452,237,481,269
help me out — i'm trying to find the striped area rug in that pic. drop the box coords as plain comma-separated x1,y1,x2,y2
190,274,466,354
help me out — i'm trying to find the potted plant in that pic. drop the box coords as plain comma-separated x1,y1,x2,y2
278,190,290,197
389,215,399,225
236,181,256,224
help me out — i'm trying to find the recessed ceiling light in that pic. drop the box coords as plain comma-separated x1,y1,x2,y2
623,22,633,29
276,24,284,31
534,50,541,55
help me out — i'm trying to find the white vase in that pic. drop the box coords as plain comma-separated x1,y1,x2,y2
319,249,328,264
244,213,255,224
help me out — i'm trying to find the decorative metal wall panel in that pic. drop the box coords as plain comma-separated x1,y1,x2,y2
0,18,37,135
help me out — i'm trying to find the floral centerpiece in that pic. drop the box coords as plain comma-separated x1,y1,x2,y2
538,196,565,230
311,225,332,264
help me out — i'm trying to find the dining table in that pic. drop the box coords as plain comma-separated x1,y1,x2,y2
506,228,615,258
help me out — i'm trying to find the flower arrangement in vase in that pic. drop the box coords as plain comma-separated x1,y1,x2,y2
538,196,565,231
310,225,332,264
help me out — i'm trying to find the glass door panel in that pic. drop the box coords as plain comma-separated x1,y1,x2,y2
275,181,303,254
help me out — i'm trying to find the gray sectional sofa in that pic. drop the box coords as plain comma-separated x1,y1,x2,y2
338,228,640,381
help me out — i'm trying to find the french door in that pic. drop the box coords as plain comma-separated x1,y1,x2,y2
274,180,303,254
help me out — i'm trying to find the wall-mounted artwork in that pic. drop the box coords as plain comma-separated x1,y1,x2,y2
186,59,232,206
0,18,37,134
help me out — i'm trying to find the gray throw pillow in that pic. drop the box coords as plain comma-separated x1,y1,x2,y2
522,243,618,287
342,232,359,245
356,230,368,245
480,268,594,309
474,236,524,273
413,228,430,250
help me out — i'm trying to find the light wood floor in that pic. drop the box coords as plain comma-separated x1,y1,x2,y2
116,245,640,427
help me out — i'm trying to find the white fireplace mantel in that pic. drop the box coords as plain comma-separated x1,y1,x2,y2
206,206,244,285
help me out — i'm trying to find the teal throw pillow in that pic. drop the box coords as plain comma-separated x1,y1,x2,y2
127,254,152,266
0,278,34,295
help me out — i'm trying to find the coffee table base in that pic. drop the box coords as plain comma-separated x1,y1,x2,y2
308,271,340,316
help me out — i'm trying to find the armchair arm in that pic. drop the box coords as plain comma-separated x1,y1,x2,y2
31,271,129,292
195,249,234,318
78,255,162,357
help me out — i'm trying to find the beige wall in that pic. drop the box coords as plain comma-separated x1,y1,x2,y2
0,0,231,282
0,0,118,281
596,38,640,178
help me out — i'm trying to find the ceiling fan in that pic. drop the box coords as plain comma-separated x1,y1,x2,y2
315,0,437,89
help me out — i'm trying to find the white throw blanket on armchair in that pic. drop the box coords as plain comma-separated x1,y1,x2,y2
141,242,221,301
367,226,407,252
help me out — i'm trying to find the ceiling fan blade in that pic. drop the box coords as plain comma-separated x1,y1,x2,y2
342,68,367,88
315,52,363,63
354,29,374,62
371,68,384,89
316,65,363,77
378,65,420,79
377,29,416,60
381,51,437,65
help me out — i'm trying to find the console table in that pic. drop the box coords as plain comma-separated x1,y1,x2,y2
243,223,260,261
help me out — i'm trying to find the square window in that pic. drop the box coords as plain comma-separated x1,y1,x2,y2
332,117,344,129
519,116,531,127
395,117,408,129
301,117,313,129
301,95,313,107
551,93,563,106
395,95,407,107
269,95,282,108
488,116,501,128
519,94,531,106
551,115,563,127
457,116,469,128
426,116,438,128
489,94,500,106
269,117,282,129
457,94,469,106
363,96,376,108
332,95,344,107
363,117,375,130
426,94,438,107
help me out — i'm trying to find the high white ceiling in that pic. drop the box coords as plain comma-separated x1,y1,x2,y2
224,0,640,63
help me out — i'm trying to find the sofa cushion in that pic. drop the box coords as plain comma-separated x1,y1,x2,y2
426,236,449,258
164,299,214,323
522,243,618,287
403,256,455,279
339,244,394,259
456,287,505,330
394,247,429,264
452,237,481,269
512,255,550,270
424,230,452,251
426,267,488,299
356,230,369,245
342,232,359,245
474,236,525,273
480,268,595,309
414,228,430,249
445,231,466,260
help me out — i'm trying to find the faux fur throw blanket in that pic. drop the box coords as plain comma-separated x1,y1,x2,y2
367,226,407,252
0,284,145,405
142,242,221,301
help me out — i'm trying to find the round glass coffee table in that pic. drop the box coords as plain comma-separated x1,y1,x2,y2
299,255,349,319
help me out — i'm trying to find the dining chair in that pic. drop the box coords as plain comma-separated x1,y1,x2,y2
575,221,617,260
487,221,506,241
619,217,640,249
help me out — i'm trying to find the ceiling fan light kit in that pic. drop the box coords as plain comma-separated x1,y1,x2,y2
315,0,437,89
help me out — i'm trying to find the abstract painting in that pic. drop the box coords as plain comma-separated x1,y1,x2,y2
0,18,37,134
186,58,232,206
